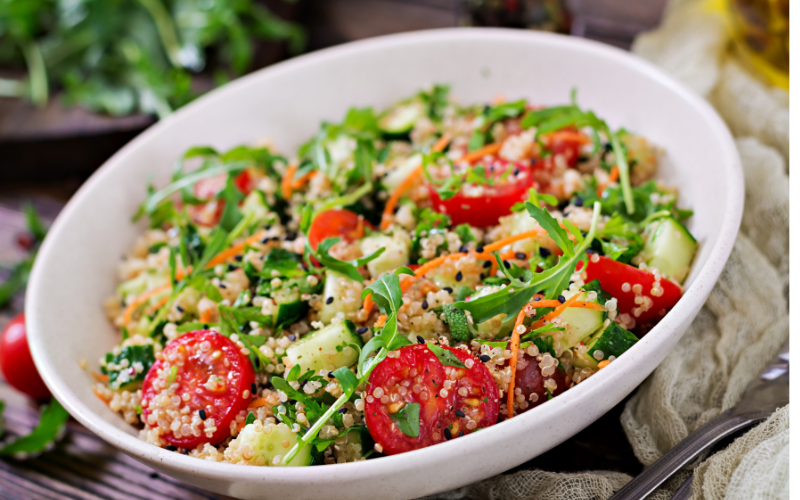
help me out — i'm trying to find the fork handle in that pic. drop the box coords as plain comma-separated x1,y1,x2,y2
609,410,770,500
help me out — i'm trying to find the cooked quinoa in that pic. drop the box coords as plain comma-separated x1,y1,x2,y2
91,85,697,466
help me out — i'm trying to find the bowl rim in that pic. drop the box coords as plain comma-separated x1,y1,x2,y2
26,27,743,484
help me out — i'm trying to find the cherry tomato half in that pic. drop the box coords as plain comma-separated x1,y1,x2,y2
186,170,256,227
428,158,535,227
365,344,499,455
0,313,50,400
581,255,682,324
505,352,569,416
307,209,372,250
141,330,255,449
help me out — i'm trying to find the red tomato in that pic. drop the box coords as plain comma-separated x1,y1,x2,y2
307,209,373,250
505,352,569,416
365,344,499,455
581,255,682,324
0,313,50,400
141,330,255,449
427,158,535,227
545,133,585,168
186,171,255,227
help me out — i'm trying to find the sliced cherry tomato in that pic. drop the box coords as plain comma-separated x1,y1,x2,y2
187,170,255,227
365,344,499,455
0,313,50,400
141,330,255,449
307,209,373,250
581,255,682,324
544,130,586,168
427,158,535,227
505,352,569,416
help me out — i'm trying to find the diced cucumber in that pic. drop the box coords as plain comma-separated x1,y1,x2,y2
382,154,422,193
360,231,410,277
332,426,372,463
230,422,312,466
639,216,697,284
271,286,307,328
285,320,363,375
558,289,605,349
319,270,363,324
378,100,426,135
573,322,638,369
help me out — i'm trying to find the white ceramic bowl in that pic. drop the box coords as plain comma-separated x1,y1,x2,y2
27,28,742,500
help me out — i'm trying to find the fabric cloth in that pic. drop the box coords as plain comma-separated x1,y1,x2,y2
427,1,790,498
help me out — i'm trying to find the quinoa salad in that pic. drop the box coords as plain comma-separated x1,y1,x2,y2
93,86,698,466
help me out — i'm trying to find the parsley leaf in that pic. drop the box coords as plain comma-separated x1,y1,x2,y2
0,399,69,457
426,344,467,369
389,403,420,438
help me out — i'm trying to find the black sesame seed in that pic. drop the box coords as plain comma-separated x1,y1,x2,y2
166,445,178,451
338,408,347,414
586,248,595,254
326,296,334,304
261,237,270,244
417,335,425,344
513,168,520,176
288,334,296,341
503,260,511,268
227,264,236,271
515,252,526,260
219,283,227,289
328,372,336,378
234,255,243,261
199,409,207,420
574,197,584,207
357,327,368,334
455,271,463,282
444,428,452,440
459,244,468,253
480,354,491,362
558,295,566,304
455,410,466,418
534,297,541,302
254,357,260,368
182,448,189,455
176,305,184,313
422,299,429,310
476,246,485,253
539,247,551,257
251,383,257,394
443,287,453,293
604,142,613,153
479,273,486,280
483,260,492,268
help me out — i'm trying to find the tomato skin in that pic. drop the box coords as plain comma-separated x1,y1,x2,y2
582,255,682,323
0,313,50,401
365,344,499,455
186,171,255,227
307,209,372,250
427,159,535,227
506,352,569,415
141,330,255,449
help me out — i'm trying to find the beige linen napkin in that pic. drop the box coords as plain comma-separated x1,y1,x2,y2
426,0,790,498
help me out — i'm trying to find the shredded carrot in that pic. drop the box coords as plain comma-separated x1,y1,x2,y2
596,165,619,196
281,164,298,199
121,283,172,325
248,397,270,409
432,133,452,153
205,230,268,269
93,387,110,404
480,229,546,255
146,295,170,315
524,299,605,311
531,292,582,330
597,360,611,369
92,372,110,382
458,141,504,164
506,308,527,419
375,314,387,327
362,294,374,316
198,308,213,324
291,170,317,190
544,130,592,145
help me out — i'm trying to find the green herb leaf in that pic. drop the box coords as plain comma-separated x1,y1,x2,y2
389,402,420,438
0,399,69,457
245,412,256,425
426,344,467,369
309,237,384,283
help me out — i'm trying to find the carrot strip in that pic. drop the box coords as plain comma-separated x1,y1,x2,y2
92,372,110,382
281,164,298,199
531,293,582,330
362,294,374,316
248,397,270,409
380,167,423,230
432,133,452,153
459,141,504,164
121,283,172,325
146,295,170,315
93,387,110,404
205,230,268,269
596,166,619,196
375,314,387,327
506,308,527,419
597,360,611,370
480,229,546,255
198,309,213,324
544,130,592,145
291,170,317,190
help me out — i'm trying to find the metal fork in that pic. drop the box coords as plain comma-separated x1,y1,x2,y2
609,341,789,500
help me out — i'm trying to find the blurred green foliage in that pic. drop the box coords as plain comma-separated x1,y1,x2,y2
0,0,304,118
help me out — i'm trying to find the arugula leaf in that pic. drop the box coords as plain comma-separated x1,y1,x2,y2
527,203,574,257
22,202,47,242
261,248,304,278
332,367,358,395
285,364,301,382
389,403,420,438
426,344,467,369
0,254,34,308
216,175,245,232
0,399,69,457
309,237,384,283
